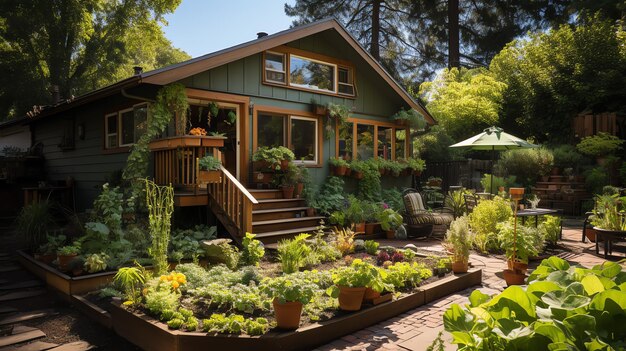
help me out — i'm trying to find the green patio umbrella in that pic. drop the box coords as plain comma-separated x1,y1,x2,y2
449,126,539,193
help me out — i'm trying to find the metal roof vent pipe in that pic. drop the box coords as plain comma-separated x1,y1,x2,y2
133,66,143,75
257,32,268,39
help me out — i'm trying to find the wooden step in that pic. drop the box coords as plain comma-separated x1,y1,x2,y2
0,310,57,326
253,216,324,233
252,207,310,221
0,328,45,348
0,280,43,291
255,226,320,244
253,198,306,211
0,290,46,303
48,341,94,351
247,189,283,200
2,341,59,351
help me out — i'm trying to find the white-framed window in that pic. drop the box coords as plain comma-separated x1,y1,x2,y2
264,51,286,84
105,103,148,149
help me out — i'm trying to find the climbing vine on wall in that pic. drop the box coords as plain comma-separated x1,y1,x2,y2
122,84,189,208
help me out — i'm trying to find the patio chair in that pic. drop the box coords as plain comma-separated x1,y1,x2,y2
402,189,454,238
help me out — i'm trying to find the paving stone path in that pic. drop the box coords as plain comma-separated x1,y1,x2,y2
314,219,621,351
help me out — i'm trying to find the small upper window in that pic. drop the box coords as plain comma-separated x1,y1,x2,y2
264,52,286,84
289,55,335,93
105,114,118,149
338,67,355,96
104,104,147,149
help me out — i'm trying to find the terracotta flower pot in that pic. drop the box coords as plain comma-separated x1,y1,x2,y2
451,260,468,274
363,287,381,302
364,222,378,235
281,186,295,199
354,222,365,233
352,171,364,180
503,269,526,286
36,253,56,265
385,230,395,239
58,253,78,272
338,286,366,311
280,159,289,171
272,299,303,330
294,182,304,198
335,165,347,176
306,207,316,217
507,259,528,274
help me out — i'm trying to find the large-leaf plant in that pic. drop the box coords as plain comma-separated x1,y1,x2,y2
444,256,626,350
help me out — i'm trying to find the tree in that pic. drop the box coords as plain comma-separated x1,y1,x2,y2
490,15,626,143
418,67,507,141
0,0,189,120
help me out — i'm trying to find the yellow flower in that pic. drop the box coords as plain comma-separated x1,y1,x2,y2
171,281,180,289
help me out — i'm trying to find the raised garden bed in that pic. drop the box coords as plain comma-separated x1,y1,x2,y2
17,250,116,299
107,269,481,351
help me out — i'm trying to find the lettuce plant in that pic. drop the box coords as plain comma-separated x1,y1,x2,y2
444,256,626,350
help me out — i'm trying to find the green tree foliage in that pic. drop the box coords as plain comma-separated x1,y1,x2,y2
490,16,626,143
0,0,189,120
418,67,507,141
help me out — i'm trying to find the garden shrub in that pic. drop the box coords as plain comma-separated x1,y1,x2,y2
551,144,586,170
469,196,513,252
444,256,626,350
539,215,561,246
497,220,542,262
584,166,609,195
383,262,432,290
169,225,217,263
382,188,404,212
495,147,554,186
240,232,264,266
202,314,269,335
277,234,312,273
314,176,345,215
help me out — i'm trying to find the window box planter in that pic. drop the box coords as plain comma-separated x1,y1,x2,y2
148,135,226,150
198,170,221,184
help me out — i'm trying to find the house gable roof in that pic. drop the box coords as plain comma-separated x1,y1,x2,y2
141,18,435,124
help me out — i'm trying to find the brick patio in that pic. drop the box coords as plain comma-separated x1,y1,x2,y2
314,218,622,351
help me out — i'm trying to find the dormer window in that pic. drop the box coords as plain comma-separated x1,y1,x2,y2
262,48,356,98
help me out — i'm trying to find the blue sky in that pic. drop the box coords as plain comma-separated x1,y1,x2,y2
163,0,295,58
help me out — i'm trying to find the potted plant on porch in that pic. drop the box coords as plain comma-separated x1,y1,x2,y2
57,242,81,272
590,193,626,252
377,208,403,239
329,157,349,176
260,275,319,330
328,258,388,311
442,215,471,273
280,163,299,199
405,157,426,177
197,155,221,185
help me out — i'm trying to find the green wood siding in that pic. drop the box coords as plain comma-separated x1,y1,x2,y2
32,95,135,210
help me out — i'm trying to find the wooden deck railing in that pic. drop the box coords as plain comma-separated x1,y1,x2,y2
207,165,258,240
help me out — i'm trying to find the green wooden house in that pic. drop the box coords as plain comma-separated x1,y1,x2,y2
4,19,435,242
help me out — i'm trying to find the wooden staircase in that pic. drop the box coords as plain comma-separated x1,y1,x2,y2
249,189,324,244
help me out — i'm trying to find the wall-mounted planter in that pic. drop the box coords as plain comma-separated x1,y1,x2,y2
148,135,226,151
108,269,482,351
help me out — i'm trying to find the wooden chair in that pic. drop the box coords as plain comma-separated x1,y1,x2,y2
402,189,454,238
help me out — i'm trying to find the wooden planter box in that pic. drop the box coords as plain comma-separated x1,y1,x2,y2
17,250,117,300
107,269,482,351
197,170,221,188
148,135,225,151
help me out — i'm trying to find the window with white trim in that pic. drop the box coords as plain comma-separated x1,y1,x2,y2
104,104,148,149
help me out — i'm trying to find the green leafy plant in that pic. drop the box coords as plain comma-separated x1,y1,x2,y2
113,266,146,304
169,225,217,263
92,183,123,232
83,252,109,273
277,234,311,274
314,176,345,215
495,147,554,186
552,144,586,170
358,166,381,202
444,256,626,350
468,197,513,253
145,179,174,275
202,314,270,335
444,189,467,218
576,132,624,157
404,157,426,172
329,258,389,296
198,155,221,171
377,208,403,231
38,233,66,255
331,226,356,256
539,215,561,245
57,243,81,256
497,220,541,263
443,215,472,263
16,201,55,250
240,232,264,266
328,157,349,168
584,166,609,195
391,108,427,129
480,174,516,194
591,194,626,231
260,274,319,304
383,261,432,290
364,240,379,255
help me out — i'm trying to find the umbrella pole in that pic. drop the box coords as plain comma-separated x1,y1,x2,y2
491,146,495,195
